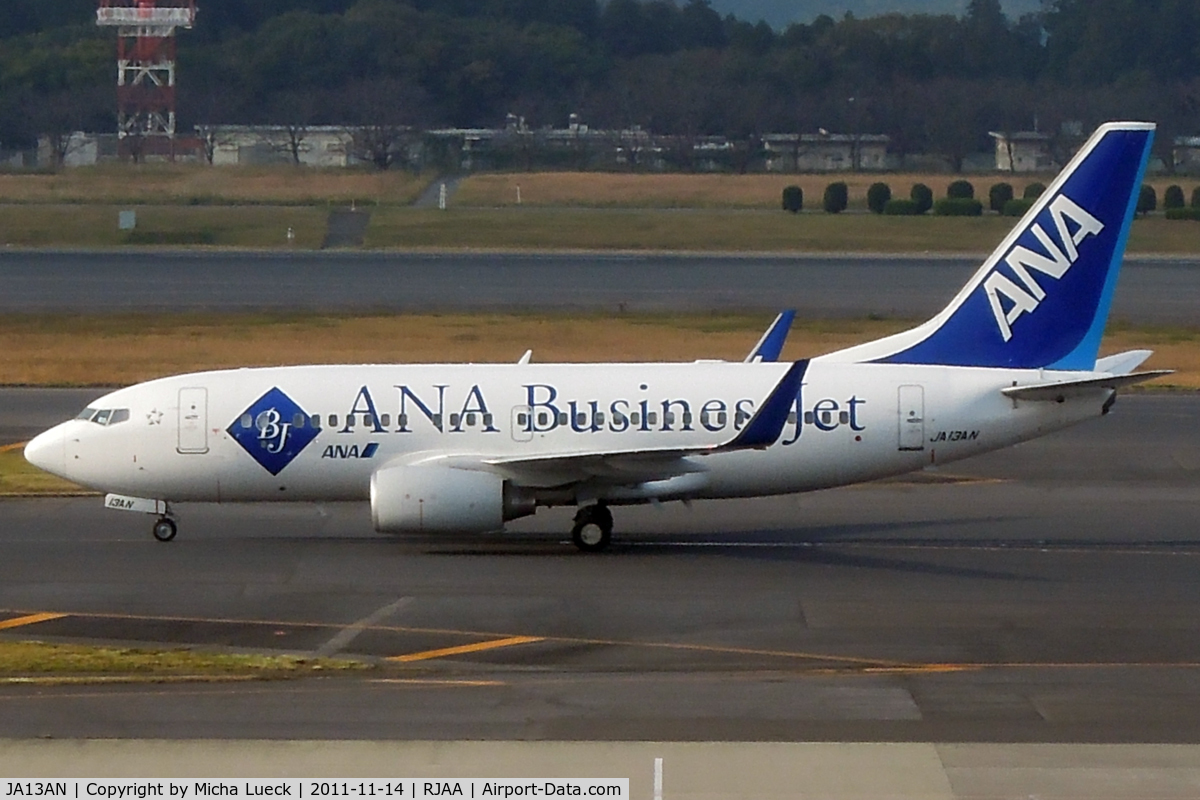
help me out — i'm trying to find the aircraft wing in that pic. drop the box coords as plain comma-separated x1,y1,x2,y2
1001,370,1172,401
433,360,808,489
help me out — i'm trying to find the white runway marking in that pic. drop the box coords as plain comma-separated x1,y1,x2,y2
313,598,411,658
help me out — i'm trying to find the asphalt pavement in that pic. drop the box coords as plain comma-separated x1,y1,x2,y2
1,394,1198,743
2,250,1198,323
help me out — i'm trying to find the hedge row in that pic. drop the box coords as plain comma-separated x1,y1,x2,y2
781,181,1200,219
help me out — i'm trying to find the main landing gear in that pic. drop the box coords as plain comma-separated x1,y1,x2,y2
152,516,177,542
572,503,613,552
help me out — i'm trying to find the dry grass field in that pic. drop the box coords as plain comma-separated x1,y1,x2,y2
366,207,1200,254
0,204,329,248
454,171,1200,211
0,313,1192,389
0,164,430,206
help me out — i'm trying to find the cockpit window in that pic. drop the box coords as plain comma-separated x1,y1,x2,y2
77,408,131,427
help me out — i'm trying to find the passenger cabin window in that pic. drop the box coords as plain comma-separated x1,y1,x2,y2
293,413,306,428
329,414,339,427
380,414,390,427
311,415,322,429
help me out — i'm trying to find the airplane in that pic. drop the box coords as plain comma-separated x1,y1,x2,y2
25,122,1170,552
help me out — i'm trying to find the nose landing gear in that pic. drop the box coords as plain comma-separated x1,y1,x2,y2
152,516,177,542
571,503,613,552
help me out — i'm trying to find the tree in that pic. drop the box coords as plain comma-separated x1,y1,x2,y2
1164,185,1185,209
823,182,848,213
1023,182,1046,200
264,92,320,166
27,87,110,168
989,182,1013,212
1137,184,1157,215
911,183,933,214
340,78,428,170
947,180,975,199
781,185,803,213
866,182,891,214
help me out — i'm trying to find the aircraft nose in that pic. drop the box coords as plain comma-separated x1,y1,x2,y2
24,426,66,477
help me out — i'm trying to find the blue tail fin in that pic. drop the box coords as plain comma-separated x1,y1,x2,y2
822,122,1154,370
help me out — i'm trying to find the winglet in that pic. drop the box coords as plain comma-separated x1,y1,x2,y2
745,310,796,363
722,360,808,450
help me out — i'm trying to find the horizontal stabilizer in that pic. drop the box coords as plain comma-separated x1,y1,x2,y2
1001,370,1172,401
1094,349,1153,375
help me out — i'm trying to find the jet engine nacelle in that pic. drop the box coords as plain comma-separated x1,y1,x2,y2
370,464,508,534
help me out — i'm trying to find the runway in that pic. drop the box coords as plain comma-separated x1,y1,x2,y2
1,393,1199,742
2,250,1199,323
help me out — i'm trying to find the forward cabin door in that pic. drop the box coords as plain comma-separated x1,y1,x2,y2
178,387,209,454
897,385,925,452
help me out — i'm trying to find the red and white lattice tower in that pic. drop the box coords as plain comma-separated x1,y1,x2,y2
97,0,196,152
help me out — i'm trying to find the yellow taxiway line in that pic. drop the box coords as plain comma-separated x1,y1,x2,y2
388,635,545,663
0,442,28,454
0,612,68,631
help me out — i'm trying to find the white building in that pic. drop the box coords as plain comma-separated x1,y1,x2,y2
762,133,891,172
199,126,356,167
989,131,1055,173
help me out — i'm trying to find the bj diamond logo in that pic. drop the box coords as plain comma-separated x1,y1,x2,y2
228,387,319,475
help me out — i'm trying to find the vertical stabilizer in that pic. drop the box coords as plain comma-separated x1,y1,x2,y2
819,122,1155,370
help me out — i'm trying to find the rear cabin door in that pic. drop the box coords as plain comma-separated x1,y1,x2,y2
177,387,209,454
897,385,925,452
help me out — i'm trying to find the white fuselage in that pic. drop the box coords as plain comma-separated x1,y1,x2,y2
29,360,1109,508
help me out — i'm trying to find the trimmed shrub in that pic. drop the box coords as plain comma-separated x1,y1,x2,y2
1137,185,1157,215
947,179,974,199
1002,198,1034,217
866,182,891,214
781,185,803,213
910,183,933,214
823,181,848,213
1164,185,1185,210
1165,206,1200,221
1023,182,1046,200
1192,186,1200,208
883,198,921,215
934,198,984,216
988,182,1014,213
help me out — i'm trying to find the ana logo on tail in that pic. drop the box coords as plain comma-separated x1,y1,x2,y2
984,195,1105,341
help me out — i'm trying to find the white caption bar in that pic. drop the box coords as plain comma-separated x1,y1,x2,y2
3,781,629,800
